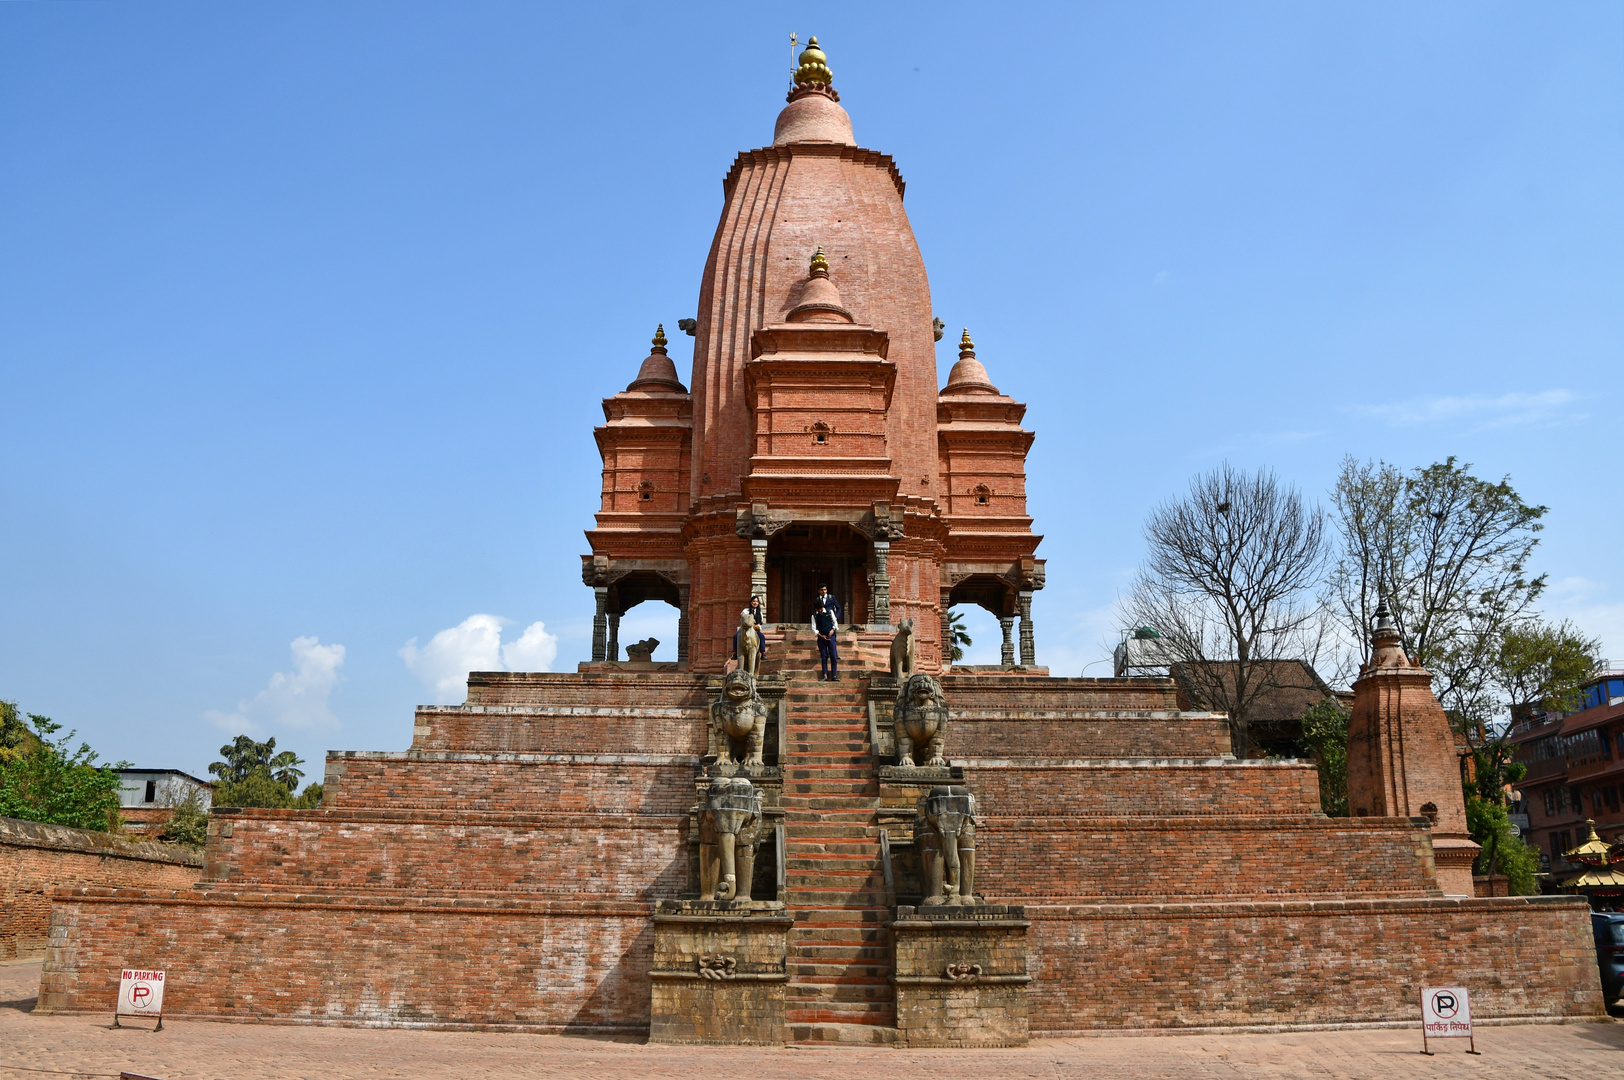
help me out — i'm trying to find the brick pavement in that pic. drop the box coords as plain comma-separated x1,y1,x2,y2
4,960,1620,1079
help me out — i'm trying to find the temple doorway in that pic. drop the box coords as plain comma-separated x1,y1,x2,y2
766,523,869,626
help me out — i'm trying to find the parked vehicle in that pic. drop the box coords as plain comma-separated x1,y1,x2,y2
1592,911,1624,1005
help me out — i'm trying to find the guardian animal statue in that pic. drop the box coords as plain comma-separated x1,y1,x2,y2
699,777,764,902
624,637,659,662
895,672,948,769
737,609,762,677
916,784,977,906
888,618,916,682
710,669,768,767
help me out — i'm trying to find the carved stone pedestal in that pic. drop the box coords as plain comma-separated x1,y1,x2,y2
649,900,791,1045
890,904,1030,1047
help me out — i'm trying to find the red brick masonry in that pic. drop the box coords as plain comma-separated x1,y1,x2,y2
1,816,201,960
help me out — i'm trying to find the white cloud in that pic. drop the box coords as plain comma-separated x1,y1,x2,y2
1351,389,1583,431
206,636,346,736
400,614,560,703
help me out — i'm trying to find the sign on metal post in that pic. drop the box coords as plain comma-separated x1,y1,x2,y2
1420,985,1477,1055
113,969,166,1031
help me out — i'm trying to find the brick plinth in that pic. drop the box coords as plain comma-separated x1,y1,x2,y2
649,901,792,1044
1023,894,1601,1033
37,887,657,1032
891,905,1029,1047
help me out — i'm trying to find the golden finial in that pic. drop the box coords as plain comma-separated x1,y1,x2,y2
959,328,975,354
809,246,830,276
794,35,833,86
652,324,668,349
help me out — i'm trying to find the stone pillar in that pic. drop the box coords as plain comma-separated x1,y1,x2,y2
607,612,621,663
872,540,891,628
677,585,691,667
1348,602,1480,895
1018,591,1035,667
750,539,768,611
999,616,1015,668
939,591,954,668
591,587,609,662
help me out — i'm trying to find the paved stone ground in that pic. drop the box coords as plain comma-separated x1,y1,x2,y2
3,960,1619,1079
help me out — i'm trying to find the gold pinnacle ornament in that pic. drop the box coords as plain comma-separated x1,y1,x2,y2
809,246,830,275
652,324,668,349
794,36,833,86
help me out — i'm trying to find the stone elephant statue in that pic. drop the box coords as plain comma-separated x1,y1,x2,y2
699,777,765,902
916,785,977,906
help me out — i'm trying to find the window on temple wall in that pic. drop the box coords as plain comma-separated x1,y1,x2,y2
973,483,990,506
1607,786,1620,809
1570,787,1585,814
638,481,654,503
810,421,831,445
1543,790,1557,817
1595,789,1605,813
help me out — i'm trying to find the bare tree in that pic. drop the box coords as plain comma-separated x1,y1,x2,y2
1329,456,1547,732
1122,463,1329,758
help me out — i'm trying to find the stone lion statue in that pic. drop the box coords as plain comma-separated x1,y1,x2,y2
624,637,659,662
888,618,916,682
737,609,761,677
710,669,768,768
895,672,948,769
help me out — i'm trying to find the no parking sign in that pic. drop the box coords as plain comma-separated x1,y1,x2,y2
114,969,166,1030
1420,985,1476,1055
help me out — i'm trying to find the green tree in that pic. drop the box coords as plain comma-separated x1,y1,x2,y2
1330,457,1548,733
0,713,128,831
158,792,210,848
947,609,973,663
1491,618,1602,724
1466,795,1538,895
1299,696,1349,816
209,735,319,809
0,699,31,763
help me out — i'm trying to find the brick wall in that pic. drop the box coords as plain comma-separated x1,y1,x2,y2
324,752,695,815
952,713,1232,759
464,671,711,707
975,816,1439,903
39,888,654,1034
939,676,1181,712
1,817,202,960
203,809,688,899
961,760,1320,818
1023,895,1601,1032
412,707,708,755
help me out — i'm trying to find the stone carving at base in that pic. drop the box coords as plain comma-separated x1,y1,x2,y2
697,954,738,979
710,670,769,768
917,785,977,906
699,777,764,902
896,673,948,769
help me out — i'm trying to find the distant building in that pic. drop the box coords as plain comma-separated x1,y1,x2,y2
1510,664,1624,884
1168,658,1347,759
115,769,212,834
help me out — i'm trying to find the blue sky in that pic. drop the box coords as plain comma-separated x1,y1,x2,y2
2,2,1620,779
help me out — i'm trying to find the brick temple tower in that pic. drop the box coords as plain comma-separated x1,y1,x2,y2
583,37,1044,672
1348,600,1481,895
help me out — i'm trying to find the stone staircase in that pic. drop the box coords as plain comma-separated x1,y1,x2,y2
778,671,896,1043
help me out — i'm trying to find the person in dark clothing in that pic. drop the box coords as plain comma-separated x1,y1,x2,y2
812,585,842,680
731,595,768,664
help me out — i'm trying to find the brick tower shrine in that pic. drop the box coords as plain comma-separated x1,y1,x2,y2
582,37,1044,674
37,36,1602,1042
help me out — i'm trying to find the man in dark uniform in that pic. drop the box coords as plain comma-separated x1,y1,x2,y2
812,584,842,681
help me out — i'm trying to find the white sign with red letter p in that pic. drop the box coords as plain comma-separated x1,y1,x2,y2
117,969,166,1016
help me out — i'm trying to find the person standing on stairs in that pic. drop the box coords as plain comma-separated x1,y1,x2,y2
812,584,842,680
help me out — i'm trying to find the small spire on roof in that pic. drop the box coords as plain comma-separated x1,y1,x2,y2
959,328,975,356
809,246,830,277
651,324,668,351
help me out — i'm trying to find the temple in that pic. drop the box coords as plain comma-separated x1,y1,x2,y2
36,37,1602,1044
583,37,1042,674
